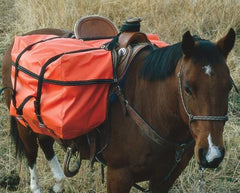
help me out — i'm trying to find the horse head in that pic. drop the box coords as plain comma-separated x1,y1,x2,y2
180,29,235,168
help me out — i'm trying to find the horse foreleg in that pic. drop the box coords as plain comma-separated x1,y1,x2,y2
107,167,133,193
38,136,65,193
48,155,66,192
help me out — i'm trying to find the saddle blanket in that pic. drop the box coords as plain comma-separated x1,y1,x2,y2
10,34,168,139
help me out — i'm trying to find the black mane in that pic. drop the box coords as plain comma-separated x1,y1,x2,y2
140,42,183,80
140,35,222,81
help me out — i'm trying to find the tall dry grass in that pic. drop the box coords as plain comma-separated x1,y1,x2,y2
0,0,240,192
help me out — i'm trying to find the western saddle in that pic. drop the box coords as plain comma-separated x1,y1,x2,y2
74,15,151,79
74,15,150,47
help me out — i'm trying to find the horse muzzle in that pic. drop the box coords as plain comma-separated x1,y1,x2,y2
198,147,225,168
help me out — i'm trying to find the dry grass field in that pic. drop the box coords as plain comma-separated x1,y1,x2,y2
0,0,240,192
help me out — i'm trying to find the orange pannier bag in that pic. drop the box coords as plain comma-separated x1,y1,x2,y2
10,35,115,139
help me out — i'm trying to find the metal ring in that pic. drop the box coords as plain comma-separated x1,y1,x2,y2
118,48,127,56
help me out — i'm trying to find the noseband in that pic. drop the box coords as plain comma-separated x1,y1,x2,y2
177,58,229,125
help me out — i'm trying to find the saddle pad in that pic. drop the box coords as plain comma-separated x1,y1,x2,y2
147,34,169,48
10,35,114,139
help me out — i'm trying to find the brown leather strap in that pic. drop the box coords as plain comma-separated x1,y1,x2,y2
125,101,175,146
117,44,150,80
114,86,127,115
88,132,97,166
114,86,193,149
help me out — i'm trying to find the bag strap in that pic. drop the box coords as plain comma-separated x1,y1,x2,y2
12,36,62,108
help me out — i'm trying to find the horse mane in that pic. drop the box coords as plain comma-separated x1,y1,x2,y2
140,42,183,81
140,35,220,81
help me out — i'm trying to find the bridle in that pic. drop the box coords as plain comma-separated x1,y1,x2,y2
177,58,229,125
176,58,229,193
115,55,230,192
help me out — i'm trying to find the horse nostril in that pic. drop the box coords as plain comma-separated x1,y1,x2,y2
217,148,225,159
220,148,225,156
199,147,225,168
198,147,207,166
198,147,204,158
207,152,225,168
214,147,225,163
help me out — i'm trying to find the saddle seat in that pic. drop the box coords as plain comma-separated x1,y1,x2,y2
74,15,119,39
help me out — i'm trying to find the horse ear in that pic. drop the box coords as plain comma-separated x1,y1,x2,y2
216,28,236,58
182,31,195,57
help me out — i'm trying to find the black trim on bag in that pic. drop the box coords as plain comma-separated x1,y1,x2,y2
12,62,114,86
16,95,36,115
13,36,63,108
80,36,115,41
12,36,62,110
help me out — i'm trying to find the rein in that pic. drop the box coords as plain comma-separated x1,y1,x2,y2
115,85,194,192
116,85,194,149
177,58,229,125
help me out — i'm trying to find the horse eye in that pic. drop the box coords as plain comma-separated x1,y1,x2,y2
184,85,192,95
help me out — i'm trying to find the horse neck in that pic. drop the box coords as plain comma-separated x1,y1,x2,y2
124,53,191,143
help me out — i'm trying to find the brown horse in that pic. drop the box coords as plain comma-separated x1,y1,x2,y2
1,27,235,193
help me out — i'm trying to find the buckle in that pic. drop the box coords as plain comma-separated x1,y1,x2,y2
39,122,46,128
36,114,46,128
16,115,23,120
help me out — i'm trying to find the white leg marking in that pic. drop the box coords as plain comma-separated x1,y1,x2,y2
29,164,42,193
48,155,66,193
206,134,221,163
203,65,212,76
